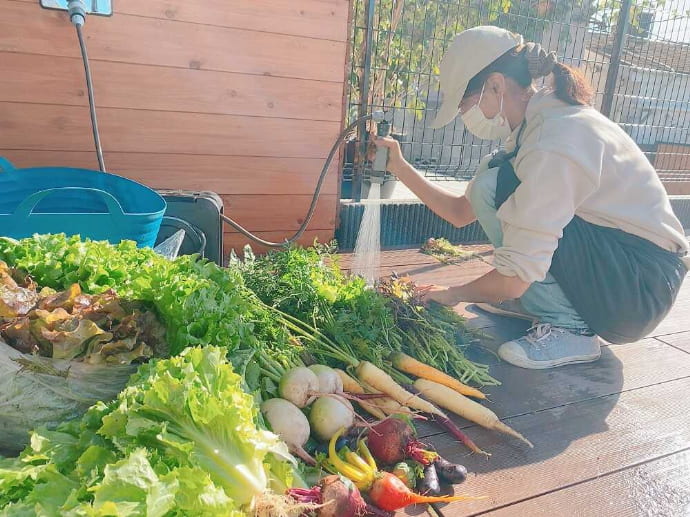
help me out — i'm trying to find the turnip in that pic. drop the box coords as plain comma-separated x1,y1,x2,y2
260,398,315,465
309,396,355,441
309,364,343,394
279,366,319,408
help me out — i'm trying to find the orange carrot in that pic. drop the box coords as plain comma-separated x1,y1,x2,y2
390,352,487,399
368,471,485,511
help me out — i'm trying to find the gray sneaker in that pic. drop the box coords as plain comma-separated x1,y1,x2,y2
475,300,537,323
498,323,602,369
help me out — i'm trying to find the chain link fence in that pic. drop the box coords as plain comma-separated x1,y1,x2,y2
342,0,690,200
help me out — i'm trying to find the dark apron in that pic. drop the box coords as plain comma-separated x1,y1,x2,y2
488,137,687,344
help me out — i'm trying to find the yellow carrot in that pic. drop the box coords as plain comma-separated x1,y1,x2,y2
335,368,387,419
414,378,533,448
390,352,487,400
356,361,446,418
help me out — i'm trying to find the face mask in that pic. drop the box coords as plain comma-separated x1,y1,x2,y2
461,84,512,140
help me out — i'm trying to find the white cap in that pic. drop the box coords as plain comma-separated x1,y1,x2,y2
429,26,523,129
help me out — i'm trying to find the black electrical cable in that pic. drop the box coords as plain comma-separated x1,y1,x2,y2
76,23,106,172
220,113,377,248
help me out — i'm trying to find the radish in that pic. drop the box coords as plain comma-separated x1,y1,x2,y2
260,398,315,465
309,364,343,394
309,396,355,441
367,417,437,466
288,475,392,517
279,366,320,408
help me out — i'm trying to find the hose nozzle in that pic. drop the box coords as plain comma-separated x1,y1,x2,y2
371,118,391,179
372,110,385,123
67,0,87,26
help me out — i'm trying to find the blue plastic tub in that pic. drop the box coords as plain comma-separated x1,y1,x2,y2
0,157,166,248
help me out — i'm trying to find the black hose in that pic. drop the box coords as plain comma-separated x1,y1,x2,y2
76,23,106,172
220,114,373,248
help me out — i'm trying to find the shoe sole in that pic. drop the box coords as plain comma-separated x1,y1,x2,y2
498,350,602,370
475,302,536,322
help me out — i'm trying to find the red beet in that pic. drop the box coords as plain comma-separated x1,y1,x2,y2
367,417,437,466
288,475,368,517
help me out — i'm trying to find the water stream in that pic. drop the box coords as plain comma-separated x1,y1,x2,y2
352,182,382,286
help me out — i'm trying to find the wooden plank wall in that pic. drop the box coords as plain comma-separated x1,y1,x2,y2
0,0,350,255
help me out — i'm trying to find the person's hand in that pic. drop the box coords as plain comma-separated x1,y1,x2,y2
418,284,459,306
367,133,409,176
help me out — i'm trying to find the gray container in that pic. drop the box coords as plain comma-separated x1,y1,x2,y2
155,190,224,266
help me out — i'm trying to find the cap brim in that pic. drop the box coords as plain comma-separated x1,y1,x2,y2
428,86,465,129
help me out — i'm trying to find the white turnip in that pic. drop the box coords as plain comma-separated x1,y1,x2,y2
308,364,343,394
309,396,355,441
279,366,319,408
260,398,315,465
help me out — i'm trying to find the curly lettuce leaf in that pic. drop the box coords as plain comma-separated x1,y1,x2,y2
0,235,297,365
0,347,298,515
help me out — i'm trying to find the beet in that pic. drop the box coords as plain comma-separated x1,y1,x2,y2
367,417,437,465
289,475,367,517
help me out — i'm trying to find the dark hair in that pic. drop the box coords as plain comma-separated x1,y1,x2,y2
463,44,594,106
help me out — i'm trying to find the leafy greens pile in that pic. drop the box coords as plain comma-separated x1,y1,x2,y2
235,245,498,386
0,235,302,371
0,261,167,364
0,347,300,516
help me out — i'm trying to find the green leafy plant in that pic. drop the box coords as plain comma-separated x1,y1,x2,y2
0,347,300,515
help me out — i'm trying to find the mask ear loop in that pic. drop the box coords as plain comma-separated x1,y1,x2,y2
477,83,486,106
459,82,486,115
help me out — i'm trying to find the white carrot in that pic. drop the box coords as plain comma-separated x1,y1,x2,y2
357,379,414,416
414,378,533,448
356,361,445,417
358,363,488,455
335,368,387,420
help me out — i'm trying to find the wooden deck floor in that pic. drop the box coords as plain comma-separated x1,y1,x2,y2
338,248,690,517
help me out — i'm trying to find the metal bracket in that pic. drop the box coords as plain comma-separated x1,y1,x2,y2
39,0,112,16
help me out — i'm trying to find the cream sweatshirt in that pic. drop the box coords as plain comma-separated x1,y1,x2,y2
468,88,689,283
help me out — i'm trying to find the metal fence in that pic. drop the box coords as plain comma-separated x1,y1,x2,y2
342,0,690,200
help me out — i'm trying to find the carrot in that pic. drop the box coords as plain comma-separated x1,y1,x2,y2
356,361,444,417
327,430,485,512
355,363,486,454
414,379,533,448
335,369,387,420
402,385,489,456
390,352,486,400
356,379,414,417
368,471,485,511
433,415,489,456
